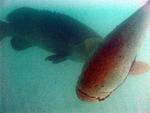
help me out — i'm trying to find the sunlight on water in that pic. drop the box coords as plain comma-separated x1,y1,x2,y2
0,0,150,113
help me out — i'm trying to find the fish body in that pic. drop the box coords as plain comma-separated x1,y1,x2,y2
0,7,101,63
76,0,150,101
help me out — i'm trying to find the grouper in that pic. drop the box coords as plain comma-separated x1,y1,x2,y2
0,7,102,63
76,0,150,102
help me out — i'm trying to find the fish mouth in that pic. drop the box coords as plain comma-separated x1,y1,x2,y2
76,88,110,102
76,88,98,102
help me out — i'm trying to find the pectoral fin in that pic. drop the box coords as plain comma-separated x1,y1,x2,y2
0,20,10,41
11,38,32,51
45,52,69,64
129,61,150,75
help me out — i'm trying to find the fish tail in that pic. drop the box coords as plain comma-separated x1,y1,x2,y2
0,20,10,41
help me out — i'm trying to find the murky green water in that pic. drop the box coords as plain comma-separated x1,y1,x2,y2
0,0,150,113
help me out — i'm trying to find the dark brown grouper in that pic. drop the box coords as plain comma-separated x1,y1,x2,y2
0,7,102,63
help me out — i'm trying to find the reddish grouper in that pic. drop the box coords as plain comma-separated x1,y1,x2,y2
76,0,150,102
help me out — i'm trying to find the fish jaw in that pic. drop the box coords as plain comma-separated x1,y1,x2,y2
76,88,98,102
76,87,112,102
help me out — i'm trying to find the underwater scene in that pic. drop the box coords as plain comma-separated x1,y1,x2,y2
0,0,150,113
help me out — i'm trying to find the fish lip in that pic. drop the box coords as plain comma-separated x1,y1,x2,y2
97,92,111,101
76,88,98,102
76,87,111,102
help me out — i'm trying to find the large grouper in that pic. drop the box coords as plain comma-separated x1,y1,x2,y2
76,0,150,102
0,7,102,63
